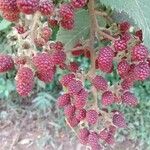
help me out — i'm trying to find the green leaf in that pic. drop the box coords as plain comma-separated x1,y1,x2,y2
0,19,12,31
56,9,90,50
100,0,150,47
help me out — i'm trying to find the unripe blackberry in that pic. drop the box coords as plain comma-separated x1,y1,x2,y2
68,79,83,94
101,91,114,106
121,32,131,42
71,0,87,8
48,17,58,28
135,30,143,41
17,0,39,14
76,109,86,121
108,125,117,135
2,11,19,22
121,79,134,90
86,110,98,125
60,74,75,87
60,19,74,30
113,113,126,128
78,128,89,144
41,26,52,42
14,56,26,66
38,0,54,16
121,91,138,107
105,134,115,145
52,51,66,65
49,41,64,52
72,49,84,56
36,68,55,83
114,39,127,52
15,25,26,34
119,21,130,33
92,75,108,91
117,59,130,78
88,132,99,147
57,93,71,108
97,46,114,73
134,62,150,81
34,37,46,48
74,98,86,109
16,67,34,96
59,4,74,20
131,44,148,61
64,104,76,118
68,62,79,73
0,55,14,73
67,116,79,127
99,129,108,140
32,52,55,71
0,0,19,13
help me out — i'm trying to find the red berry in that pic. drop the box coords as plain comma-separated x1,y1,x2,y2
121,91,138,107
108,125,117,135
36,68,55,83
105,133,115,145
131,44,148,61
15,25,26,34
72,49,84,56
88,132,99,146
78,128,89,144
52,51,66,65
86,110,98,125
68,62,79,72
0,0,19,13
119,21,130,33
0,55,14,72
17,0,39,14
57,94,71,108
99,129,108,140
38,0,54,16
135,30,143,41
67,79,83,94
121,32,131,42
16,67,34,96
32,52,55,71
34,37,46,48
59,4,74,20
14,56,26,66
48,17,58,27
60,74,75,87
74,89,88,109
67,116,79,127
114,39,127,52
60,19,74,30
117,59,130,78
76,109,86,121
134,62,150,81
50,41,64,51
41,26,52,42
113,112,126,128
101,91,114,106
92,75,108,91
64,104,76,118
121,79,134,90
2,11,19,22
97,46,114,73
71,0,87,8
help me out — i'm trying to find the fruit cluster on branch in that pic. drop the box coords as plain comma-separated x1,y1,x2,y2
0,0,150,150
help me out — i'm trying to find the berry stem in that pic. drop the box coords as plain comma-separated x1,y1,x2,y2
31,12,41,44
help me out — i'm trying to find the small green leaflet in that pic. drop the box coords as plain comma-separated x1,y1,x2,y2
56,9,90,50
100,0,150,48
0,19,12,31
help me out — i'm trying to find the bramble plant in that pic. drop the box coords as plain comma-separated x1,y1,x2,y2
0,0,150,149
